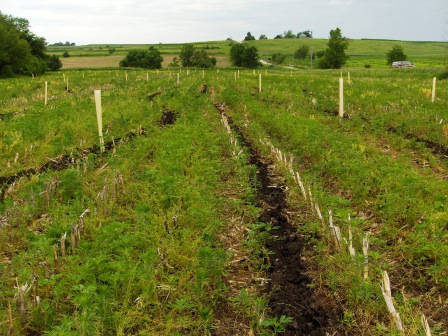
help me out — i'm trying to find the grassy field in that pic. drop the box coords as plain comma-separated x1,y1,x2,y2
2,35,448,334
49,38,448,70
1,66,448,334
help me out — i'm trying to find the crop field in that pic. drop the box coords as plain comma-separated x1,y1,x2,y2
0,66,448,335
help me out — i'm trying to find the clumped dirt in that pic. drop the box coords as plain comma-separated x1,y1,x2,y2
147,91,162,101
213,102,343,335
159,109,178,126
323,108,351,119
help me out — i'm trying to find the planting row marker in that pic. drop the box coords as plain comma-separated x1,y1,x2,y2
421,314,431,336
259,74,262,93
44,81,48,106
432,77,436,103
339,78,344,118
94,90,105,152
380,271,403,332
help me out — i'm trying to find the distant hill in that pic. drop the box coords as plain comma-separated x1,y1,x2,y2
48,39,447,70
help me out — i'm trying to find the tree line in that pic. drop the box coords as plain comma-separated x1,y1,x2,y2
0,12,62,77
244,30,313,41
0,12,414,77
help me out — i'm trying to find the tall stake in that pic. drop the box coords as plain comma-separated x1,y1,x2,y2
363,233,370,279
44,81,48,106
94,90,105,152
339,78,344,118
259,74,262,93
432,77,436,103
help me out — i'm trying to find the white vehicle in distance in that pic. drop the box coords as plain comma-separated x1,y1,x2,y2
392,61,415,68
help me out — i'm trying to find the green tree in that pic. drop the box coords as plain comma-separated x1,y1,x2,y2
283,30,296,38
179,44,195,67
191,50,216,68
259,34,268,40
62,51,70,58
0,12,48,76
46,54,62,71
230,43,245,67
230,43,260,68
318,27,349,69
179,45,215,68
298,30,313,38
0,16,32,76
244,32,256,41
119,47,163,69
386,44,407,64
294,45,310,60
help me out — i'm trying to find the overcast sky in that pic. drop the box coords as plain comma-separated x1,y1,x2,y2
1,0,447,45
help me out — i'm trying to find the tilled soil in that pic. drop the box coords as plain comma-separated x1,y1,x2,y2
245,136,342,336
214,102,343,335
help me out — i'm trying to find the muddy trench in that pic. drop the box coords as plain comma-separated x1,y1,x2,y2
213,103,342,335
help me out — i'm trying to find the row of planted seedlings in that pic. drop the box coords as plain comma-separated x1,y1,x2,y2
0,69,179,177
0,70,272,334
254,68,448,168
211,69,448,335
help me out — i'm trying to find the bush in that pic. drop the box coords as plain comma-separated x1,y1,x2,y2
272,53,286,64
179,45,216,68
294,45,309,60
46,54,62,71
119,47,163,69
230,43,261,68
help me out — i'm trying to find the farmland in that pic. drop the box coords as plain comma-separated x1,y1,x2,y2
1,58,448,335
48,38,448,70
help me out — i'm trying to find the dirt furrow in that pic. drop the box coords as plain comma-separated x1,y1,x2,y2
213,102,342,335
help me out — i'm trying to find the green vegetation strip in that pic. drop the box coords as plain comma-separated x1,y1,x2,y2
213,69,448,334
0,71,273,334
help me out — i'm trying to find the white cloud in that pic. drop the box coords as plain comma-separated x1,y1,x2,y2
1,0,447,44
329,0,353,5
